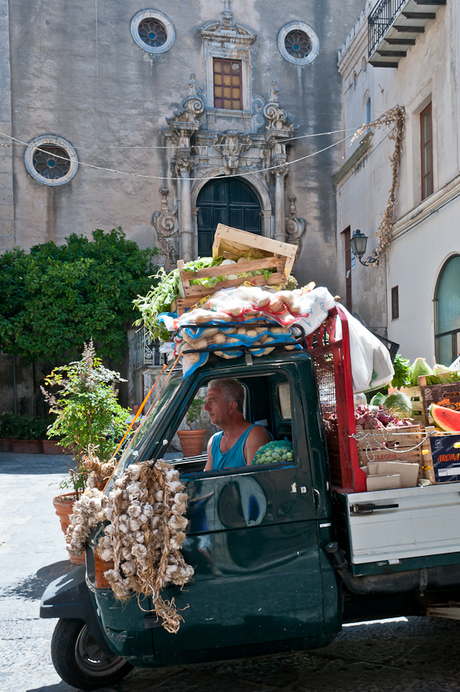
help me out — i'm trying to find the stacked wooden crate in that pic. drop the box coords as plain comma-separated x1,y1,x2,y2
354,426,435,489
173,225,298,315
418,377,460,425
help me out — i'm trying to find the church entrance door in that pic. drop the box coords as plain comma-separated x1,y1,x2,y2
197,178,262,256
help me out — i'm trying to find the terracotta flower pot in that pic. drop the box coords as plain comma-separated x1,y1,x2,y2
53,492,85,565
177,429,207,457
11,439,43,454
42,440,67,455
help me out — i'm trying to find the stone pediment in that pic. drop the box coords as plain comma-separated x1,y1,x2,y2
200,20,257,46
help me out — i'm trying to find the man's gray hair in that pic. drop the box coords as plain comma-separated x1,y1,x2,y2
208,378,244,413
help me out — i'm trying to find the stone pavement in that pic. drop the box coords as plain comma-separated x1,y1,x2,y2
2,452,460,692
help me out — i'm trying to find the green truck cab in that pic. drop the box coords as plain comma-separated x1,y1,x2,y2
41,307,460,690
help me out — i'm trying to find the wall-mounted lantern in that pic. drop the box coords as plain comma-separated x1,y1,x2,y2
350,229,379,266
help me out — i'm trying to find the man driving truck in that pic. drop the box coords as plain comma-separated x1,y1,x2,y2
203,378,272,471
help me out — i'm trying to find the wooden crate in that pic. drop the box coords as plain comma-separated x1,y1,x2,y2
174,225,298,315
212,225,297,276
355,425,435,483
418,377,460,425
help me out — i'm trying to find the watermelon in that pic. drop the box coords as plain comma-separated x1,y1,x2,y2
430,403,460,432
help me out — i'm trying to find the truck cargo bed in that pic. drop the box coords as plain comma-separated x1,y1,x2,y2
335,482,460,567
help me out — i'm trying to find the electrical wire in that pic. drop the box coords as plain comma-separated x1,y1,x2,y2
0,129,355,182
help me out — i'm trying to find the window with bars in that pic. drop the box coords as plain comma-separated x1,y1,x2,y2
421,102,433,201
213,58,242,110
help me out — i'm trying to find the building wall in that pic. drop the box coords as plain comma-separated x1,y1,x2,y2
336,0,460,361
5,0,366,292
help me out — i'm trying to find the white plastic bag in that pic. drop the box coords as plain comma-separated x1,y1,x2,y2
336,306,394,393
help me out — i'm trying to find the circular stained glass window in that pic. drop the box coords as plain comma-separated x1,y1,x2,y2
25,135,78,186
130,10,175,55
278,22,319,66
138,18,167,48
33,145,70,180
285,30,312,60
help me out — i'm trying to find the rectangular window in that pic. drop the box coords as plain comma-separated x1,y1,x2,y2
213,58,242,110
420,103,433,200
391,285,399,320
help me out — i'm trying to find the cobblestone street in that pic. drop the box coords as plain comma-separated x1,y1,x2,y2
2,452,460,692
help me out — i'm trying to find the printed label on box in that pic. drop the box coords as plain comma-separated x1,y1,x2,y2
430,435,460,483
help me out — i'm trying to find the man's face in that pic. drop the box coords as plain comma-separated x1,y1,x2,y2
204,386,232,428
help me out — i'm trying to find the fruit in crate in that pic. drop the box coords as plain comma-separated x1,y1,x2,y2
429,403,460,432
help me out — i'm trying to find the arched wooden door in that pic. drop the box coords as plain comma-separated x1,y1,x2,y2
197,178,262,256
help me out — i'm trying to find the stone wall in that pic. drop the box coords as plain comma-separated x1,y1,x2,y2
4,0,366,293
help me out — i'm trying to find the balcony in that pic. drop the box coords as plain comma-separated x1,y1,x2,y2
368,0,446,68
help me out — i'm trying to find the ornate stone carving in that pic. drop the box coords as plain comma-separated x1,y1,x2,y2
285,195,306,244
222,0,233,29
175,156,194,177
152,188,179,268
167,74,205,126
200,0,257,46
263,82,296,172
264,82,295,133
213,130,252,174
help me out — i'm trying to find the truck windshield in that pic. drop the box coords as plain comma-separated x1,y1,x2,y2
111,377,182,480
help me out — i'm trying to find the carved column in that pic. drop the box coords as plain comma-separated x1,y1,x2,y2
260,209,272,238
274,166,288,243
192,207,199,258
177,157,194,262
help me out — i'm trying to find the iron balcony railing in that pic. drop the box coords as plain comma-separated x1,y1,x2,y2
368,0,407,56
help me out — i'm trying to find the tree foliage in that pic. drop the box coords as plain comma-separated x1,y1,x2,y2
0,229,159,361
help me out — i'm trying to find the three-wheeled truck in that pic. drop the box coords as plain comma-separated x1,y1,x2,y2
41,306,460,690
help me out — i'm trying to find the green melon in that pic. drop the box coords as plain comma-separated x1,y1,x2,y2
430,403,460,432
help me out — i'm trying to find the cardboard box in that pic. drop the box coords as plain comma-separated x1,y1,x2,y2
366,474,401,491
430,434,460,483
367,460,419,488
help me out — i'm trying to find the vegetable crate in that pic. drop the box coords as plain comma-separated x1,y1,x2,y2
399,386,423,423
355,425,434,481
173,225,298,315
418,377,460,425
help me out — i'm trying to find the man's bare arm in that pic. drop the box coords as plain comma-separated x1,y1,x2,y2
204,435,215,471
244,426,272,465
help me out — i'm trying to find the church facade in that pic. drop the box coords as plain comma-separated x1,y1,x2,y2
0,0,366,291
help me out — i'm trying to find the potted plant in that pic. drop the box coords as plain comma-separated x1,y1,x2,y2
177,397,207,457
41,340,130,563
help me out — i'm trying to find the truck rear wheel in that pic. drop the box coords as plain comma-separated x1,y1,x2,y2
51,618,133,691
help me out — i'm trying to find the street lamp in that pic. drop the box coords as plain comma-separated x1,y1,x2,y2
350,229,379,266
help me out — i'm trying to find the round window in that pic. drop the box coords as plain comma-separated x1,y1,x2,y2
24,135,78,187
33,145,70,180
278,22,319,66
138,18,167,48
130,10,175,54
285,30,312,60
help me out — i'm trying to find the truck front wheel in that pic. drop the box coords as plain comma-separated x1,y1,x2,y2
51,618,133,691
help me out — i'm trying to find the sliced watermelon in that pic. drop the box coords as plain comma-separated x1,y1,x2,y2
430,403,460,432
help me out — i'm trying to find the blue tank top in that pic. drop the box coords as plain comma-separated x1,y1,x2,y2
211,424,259,470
